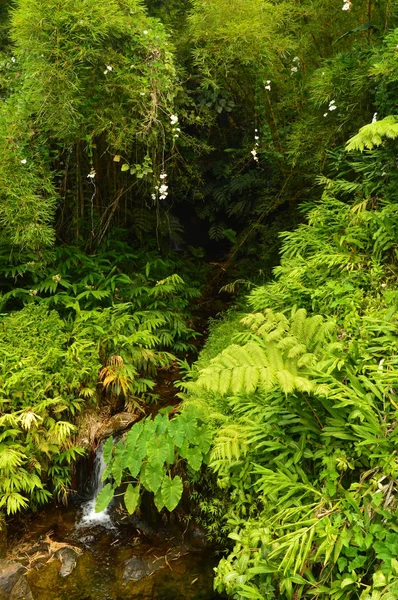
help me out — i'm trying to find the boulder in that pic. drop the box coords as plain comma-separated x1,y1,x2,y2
54,547,78,578
0,561,24,600
96,412,139,441
9,576,33,600
0,519,6,559
123,555,166,583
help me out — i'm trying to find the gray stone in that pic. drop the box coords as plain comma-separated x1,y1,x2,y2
0,561,24,599
54,548,78,577
123,555,166,583
9,576,33,600
96,412,139,441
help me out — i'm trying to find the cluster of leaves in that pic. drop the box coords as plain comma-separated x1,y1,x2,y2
0,305,97,513
186,305,398,598
180,106,398,597
0,241,202,514
95,404,211,514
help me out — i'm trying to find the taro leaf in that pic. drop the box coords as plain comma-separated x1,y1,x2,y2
179,438,189,460
169,418,185,448
124,484,140,515
154,488,165,512
103,436,114,463
196,425,212,454
95,483,114,513
161,475,183,512
186,446,203,471
147,437,168,466
154,413,168,435
180,414,197,441
164,434,175,464
124,423,143,454
111,442,125,486
136,428,150,459
142,463,164,493
127,455,142,478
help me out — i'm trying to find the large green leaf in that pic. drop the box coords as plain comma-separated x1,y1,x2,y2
124,423,143,454
146,437,168,466
161,475,183,511
126,455,142,478
103,436,114,463
95,483,114,513
186,446,202,471
169,417,185,447
124,484,140,514
141,463,164,493
111,442,125,486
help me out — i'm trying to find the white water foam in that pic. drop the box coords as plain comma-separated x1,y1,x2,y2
77,440,115,530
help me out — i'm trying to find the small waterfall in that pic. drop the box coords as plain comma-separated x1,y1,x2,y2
77,440,114,529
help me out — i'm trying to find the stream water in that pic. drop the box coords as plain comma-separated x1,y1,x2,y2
8,443,224,600
78,440,114,530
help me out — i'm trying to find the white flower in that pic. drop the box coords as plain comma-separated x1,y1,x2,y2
143,30,148,35
323,113,328,117
293,56,300,63
176,127,181,132
266,80,271,84
250,149,259,162
52,274,61,283
342,1,350,10
254,135,259,140
106,65,112,71
160,194,167,200
87,169,96,178
151,193,156,200
265,84,271,91
155,185,159,190
140,92,146,96
291,66,298,73
329,104,337,111
372,112,377,123
254,128,258,132
159,184,168,194
159,172,167,179
173,134,179,138
170,114,178,125
20,159,27,164
11,57,15,63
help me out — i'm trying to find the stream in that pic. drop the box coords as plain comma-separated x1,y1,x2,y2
6,442,224,600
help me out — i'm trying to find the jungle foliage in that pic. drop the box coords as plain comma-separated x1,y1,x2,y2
183,134,398,598
1,1,398,599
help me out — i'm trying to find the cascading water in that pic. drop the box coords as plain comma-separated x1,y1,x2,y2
78,439,114,529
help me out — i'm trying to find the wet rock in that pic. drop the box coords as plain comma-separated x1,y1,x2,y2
96,412,139,440
78,534,95,547
0,561,24,599
188,525,211,550
54,548,78,577
123,555,166,583
0,518,6,559
9,576,33,600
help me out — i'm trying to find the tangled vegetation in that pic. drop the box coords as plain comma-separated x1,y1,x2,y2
1,0,398,599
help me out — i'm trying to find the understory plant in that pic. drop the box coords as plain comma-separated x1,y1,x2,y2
180,130,398,599
0,241,202,514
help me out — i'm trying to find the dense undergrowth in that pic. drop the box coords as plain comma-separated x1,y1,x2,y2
1,1,398,600
0,240,202,514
